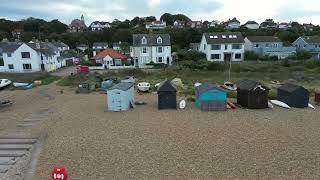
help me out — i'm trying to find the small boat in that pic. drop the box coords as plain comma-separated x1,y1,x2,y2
308,103,315,109
137,82,150,92
268,102,274,109
227,101,237,109
0,79,12,89
270,100,290,109
194,82,202,87
0,100,14,108
155,83,160,88
222,81,237,91
13,82,33,89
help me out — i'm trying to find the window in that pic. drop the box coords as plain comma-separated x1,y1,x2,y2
157,47,163,53
157,37,162,44
255,44,259,48
141,37,147,45
225,45,228,50
7,53,12,57
157,57,163,63
21,52,30,59
0,58,4,66
232,44,242,49
23,64,32,70
235,53,242,59
211,45,220,50
8,64,14,69
204,44,206,50
211,54,221,59
142,47,147,53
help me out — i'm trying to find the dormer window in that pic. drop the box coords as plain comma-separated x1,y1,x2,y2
157,37,162,44
141,37,147,45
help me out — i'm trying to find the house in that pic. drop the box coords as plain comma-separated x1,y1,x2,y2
145,21,166,30
52,41,70,52
190,43,200,51
209,20,220,28
199,32,245,62
277,83,310,108
292,36,320,60
260,19,278,29
173,20,185,28
107,82,135,112
89,21,111,31
76,44,89,51
303,23,314,31
226,18,240,29
243,21,259,30
0,41,64,73
92,48,128,68
187,21,203,29
130,34,172,67
237,79,270,109
278,22,291,30
92,42,108,56
244,36,296,59
68,15,87,32
113,42,121,51
11,29,23,39
195,84,227,111
157,80,177,110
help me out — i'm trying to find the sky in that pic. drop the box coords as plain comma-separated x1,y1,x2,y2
0,0,320,25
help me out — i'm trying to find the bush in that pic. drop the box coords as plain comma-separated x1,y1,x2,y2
296,49,312,60
180,60,208,70
281,59,290,67
304,59,320,69
260,55,278,61
244,51,259,61
177,50,206,61
207,62,226,71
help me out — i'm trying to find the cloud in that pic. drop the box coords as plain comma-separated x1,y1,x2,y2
0,0,319,25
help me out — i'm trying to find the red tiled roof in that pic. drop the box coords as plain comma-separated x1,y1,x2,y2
92,48,127,60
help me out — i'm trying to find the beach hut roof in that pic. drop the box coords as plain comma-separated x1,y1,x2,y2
109,82,134,91
238,79,269,91
278,83,306,93
195,84,225,98
158,80,177,92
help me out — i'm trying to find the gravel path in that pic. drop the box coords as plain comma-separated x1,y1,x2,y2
2,87,320,179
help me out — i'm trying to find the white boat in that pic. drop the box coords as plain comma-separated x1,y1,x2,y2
270,100,291,109
268,102,274,109
154,83,160,88
222,81,237,91
194,82,202,87
308,103,315,109
0,79,12,89
13,82,30,87
137,82,150,92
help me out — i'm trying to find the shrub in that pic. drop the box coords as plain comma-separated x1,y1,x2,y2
281,59,290,67
296,49,312,60
177,50,206,61
244,51,259,61
304,59,320,69
207,62,226,71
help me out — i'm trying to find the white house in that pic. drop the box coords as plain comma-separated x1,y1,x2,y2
89,21,111,31
199,32,245,62
278,22,291,30
92,42,108,56
145,21,166,30
0,42,66,73
226,18,240,29
244,21,260,30
130,34,172,67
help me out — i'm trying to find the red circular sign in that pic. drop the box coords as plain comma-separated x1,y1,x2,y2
51,166,68,180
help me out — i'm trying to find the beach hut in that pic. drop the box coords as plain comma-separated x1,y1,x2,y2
277,83,309,108
107,82,135,112
157,80,177,109
237,79,270,109
195,84,227,111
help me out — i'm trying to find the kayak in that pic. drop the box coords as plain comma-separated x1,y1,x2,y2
270,100,290,109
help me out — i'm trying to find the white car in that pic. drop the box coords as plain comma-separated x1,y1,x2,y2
137,82,150,92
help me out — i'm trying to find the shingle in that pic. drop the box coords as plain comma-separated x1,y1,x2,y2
278,83,303,93
238,79,269,91
158,80,176,92
132,34,171,46
204,32,244,44
109,82,134,91
246,36,281,43
1,43,22,53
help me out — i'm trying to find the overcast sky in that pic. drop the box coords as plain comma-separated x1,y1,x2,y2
0,0,320,25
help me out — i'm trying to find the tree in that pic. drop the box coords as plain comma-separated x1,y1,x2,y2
160,13,174,25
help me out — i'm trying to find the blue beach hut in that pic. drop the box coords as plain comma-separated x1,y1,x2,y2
195,84,227,111
107,82,135,112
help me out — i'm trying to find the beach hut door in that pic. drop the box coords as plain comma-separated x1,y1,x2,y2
112,92,122,111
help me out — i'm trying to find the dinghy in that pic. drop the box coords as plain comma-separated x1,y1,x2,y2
154,83,160,88
194,82,202,87
270,100,290,109
308,103,315,109
179,100,186,109
137,82,150,92
268,102,274,109
222,81,237,91
13,82,33,89
0,79,12,89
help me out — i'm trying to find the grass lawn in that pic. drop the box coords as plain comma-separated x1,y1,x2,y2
56,60,320,99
